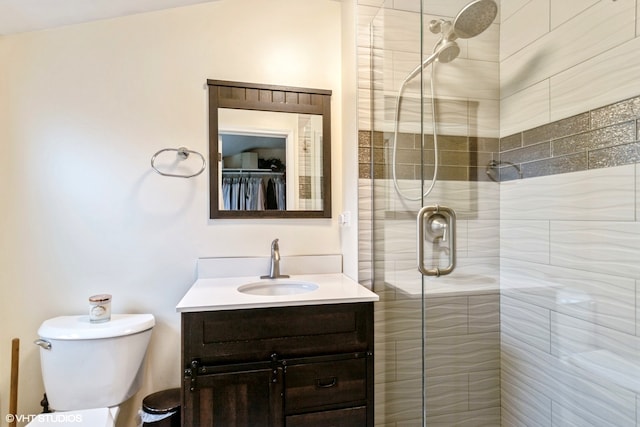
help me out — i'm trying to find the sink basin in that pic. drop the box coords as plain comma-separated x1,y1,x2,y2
237,279,319,296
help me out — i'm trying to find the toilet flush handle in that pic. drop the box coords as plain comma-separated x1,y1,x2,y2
34,339,51,350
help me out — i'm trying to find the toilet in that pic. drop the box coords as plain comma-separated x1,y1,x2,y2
27,313,155,427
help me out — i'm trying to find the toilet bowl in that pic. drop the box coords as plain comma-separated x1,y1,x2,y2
27,314,155,427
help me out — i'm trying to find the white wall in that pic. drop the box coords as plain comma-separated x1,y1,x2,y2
0,1,344,425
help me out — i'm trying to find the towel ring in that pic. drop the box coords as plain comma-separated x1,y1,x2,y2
151,147,206,178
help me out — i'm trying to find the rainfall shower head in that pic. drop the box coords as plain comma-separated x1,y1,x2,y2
453,0,498,39
403,0,497,83
430,0,498,41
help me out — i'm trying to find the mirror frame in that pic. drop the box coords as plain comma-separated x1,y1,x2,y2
208,80,332,219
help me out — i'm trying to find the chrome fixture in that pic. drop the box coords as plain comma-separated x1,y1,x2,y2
392,0,498,201
485,159,524,182
417,205,457,277
261,238,290,279
34,339,52,350
150,146,206,178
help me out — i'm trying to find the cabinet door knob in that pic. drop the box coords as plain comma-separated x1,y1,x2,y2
315,377,337,388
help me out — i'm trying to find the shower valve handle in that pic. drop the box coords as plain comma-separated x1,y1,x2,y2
417,205,457,277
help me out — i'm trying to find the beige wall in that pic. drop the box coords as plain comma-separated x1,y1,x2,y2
0,1,346,425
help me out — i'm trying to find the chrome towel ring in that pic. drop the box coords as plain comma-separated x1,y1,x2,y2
150,147,206,178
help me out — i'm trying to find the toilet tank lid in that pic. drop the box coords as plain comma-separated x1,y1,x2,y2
38,314,155,340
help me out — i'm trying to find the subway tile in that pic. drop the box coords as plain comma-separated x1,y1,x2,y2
499,134,522,152
468,294,500,334
501,0,635,99
470,137,499,153
358,147,371,164
428,58,499,102
500,0,550,61
502,334,636,426
424,332,500,377
589,141,640,170
501,0,529,23
500,79,550,137
425,372,469,416
496,162,523,182
550,220,640,279
550,0,599,30
501,295,551,353
552,121,636,157
374,339,396,384
469,165,498,182
550,311,640,366
501,258,636,335
500,220,550,264
591,95,640,129
358,163,371,179
500,358,552,426
467,220,500,259
425,407,501,426
501,141,551,164
500,164,636,221
523,112,590,146
424,296,470,337
550,36,640,122
520,152,587,179
469,370,501,410
551,401,599,427
374,378,422,424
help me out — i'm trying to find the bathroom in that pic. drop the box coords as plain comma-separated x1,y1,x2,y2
2,0,640,426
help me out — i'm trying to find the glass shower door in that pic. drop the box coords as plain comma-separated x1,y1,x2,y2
365,0,501,425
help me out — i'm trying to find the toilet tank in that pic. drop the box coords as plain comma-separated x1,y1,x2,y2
36,314,155,411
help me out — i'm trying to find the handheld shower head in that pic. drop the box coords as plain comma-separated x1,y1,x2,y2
403,40,460,83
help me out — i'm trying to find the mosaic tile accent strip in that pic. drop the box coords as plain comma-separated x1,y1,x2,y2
499,95,640,181
358,130,499,182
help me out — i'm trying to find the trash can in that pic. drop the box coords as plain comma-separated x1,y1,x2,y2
141,388,181,427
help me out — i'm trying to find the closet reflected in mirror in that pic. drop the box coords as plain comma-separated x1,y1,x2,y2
219,109,323,212
208,80,332,219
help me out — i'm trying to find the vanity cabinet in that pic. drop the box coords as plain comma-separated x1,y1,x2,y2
181,302,374,427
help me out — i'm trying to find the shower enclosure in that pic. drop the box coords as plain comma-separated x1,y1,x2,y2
360,0,640,426
360,0,501,425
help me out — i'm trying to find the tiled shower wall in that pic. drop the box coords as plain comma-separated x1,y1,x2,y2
498,1,640,424
500,164,640,425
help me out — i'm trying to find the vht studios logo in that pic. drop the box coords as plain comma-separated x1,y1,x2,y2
6,413,84,424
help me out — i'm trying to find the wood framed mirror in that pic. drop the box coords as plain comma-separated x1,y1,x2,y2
208,80,332,219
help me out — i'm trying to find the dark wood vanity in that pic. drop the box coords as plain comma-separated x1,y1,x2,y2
181,302,374,426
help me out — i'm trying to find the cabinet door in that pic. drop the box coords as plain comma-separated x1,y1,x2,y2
183,367,283,427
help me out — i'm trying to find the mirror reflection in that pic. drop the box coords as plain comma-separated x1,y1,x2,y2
218,109,324,212
208,80,332,219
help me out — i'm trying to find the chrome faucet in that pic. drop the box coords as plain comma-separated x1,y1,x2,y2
261,238,290,279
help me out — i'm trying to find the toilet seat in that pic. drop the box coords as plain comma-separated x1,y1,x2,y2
25,407,118,427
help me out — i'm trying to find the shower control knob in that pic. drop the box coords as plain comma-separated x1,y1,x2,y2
427,213,449,242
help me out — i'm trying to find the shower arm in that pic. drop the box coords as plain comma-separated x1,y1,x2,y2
403,48,443,85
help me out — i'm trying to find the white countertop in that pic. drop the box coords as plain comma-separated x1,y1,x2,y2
176,272,379,312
